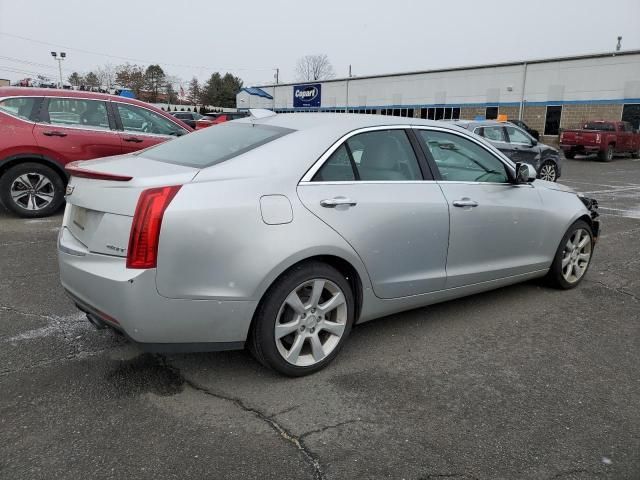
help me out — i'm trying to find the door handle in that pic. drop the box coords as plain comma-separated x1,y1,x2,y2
123,136,143,143
43,130,67,137
452,198,479,208
320,197,357,208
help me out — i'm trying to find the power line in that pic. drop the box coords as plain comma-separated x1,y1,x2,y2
0,31,276,73
0,55,58,70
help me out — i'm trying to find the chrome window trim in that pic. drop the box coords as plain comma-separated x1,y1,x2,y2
299,125,417,183
299,180,438,186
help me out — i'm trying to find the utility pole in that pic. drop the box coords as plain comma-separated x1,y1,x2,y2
616,36,622,52
274,68,279,84
348,65,352,77
50,52,66,88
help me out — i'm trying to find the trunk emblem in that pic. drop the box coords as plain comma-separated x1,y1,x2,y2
65,185,75,196
106,244,126,254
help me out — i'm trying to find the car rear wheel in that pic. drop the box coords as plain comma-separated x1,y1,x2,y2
632,148,640,159
598,145,614,162
546,220,593,290
248,261,355,376
564,151,576,159
0,163,65,218
538,162,558,182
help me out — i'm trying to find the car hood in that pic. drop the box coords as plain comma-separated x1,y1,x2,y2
535,179,576,193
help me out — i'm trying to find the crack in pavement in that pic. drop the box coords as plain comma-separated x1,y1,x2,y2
158,356,325,480
583,279,640,303
299,419,366,441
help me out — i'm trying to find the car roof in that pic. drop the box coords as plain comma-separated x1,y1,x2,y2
237,112,471,133
0,86,159,110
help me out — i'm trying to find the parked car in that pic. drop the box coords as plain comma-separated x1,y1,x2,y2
0,87,192,217
456,120,562,181
560,120,640,161
170,111,203,129
59,113,599,376
507,119,540,140
195,111,249,129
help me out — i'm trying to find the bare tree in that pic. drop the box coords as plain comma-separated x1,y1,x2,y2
96,64,116,90
295,54,335,82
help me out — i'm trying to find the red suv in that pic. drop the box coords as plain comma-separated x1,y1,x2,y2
0,87,192,217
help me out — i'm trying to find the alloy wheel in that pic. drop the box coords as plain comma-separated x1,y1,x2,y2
274,278,348,367
10,173,55,211
561,228,592,284
539,163,557,182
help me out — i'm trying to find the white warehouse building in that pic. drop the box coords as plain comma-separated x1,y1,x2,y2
237,50,640,142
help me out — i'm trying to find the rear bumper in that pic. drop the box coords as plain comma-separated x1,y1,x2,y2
58,247,257,348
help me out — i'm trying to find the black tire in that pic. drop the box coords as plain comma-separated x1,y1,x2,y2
248,261,355,377
564,151,576,159
0,163,65,218
546,219,594,290
632,149,640,159
598,145,614,162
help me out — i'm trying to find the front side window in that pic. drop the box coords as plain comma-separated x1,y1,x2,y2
505,126,532,145
418,130,509,183
46,98,109,130
0,97,38,121
116,103,186,136
313,130,423,182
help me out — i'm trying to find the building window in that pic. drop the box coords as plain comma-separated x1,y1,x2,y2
485,106,498,120
622,104,640,130
427,108,435,120
393,108,401,117
444,107,452,120
452,107,460,120
544,105,563,136
435,107,444,120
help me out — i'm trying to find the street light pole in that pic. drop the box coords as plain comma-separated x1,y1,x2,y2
51,52,66,88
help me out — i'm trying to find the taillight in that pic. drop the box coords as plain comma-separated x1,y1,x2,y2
66,161,133,181
560,132,564,142
596,133,601,143
127,185,181,269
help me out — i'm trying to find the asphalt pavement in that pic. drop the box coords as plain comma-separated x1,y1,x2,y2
1,154,639,480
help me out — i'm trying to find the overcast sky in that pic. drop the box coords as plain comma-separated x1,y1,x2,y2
1,0,639,88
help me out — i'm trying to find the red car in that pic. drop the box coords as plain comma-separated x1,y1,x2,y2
0,87,192,217
195,111,249,130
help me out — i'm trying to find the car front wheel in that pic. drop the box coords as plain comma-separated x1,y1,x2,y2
546,220,594,289
538,162,558,182
0,163,65,218
249,261,355,376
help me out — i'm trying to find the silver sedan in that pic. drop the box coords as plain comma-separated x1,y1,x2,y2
58,112,600,376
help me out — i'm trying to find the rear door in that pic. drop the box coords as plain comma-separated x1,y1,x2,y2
298,127,450,299
34,97,122,162
113,102,188,153
414,127,549,288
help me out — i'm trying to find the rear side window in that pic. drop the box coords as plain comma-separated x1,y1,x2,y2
313,130,423,182
142,123,294,168
0,97,38,121
46,98,110,130
583,122,615,131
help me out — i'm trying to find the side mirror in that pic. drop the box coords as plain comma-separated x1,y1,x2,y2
530,138,538,146
515,162,536,184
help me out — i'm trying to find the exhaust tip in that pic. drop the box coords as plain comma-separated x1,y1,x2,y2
86,313,108,330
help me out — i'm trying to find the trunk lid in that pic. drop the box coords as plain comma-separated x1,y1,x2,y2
62,154,199,257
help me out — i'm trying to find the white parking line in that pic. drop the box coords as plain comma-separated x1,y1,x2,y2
581,186,640,195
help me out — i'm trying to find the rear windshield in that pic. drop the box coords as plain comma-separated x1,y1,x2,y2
583,122,615,131
141,123,294,168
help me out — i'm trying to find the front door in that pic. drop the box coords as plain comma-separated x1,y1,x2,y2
504,125,539,166
113,102,187,153
34,97,122,163
298,128,450,299
415,127,549,289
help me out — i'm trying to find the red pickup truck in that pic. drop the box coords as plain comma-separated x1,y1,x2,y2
559,120,640,162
